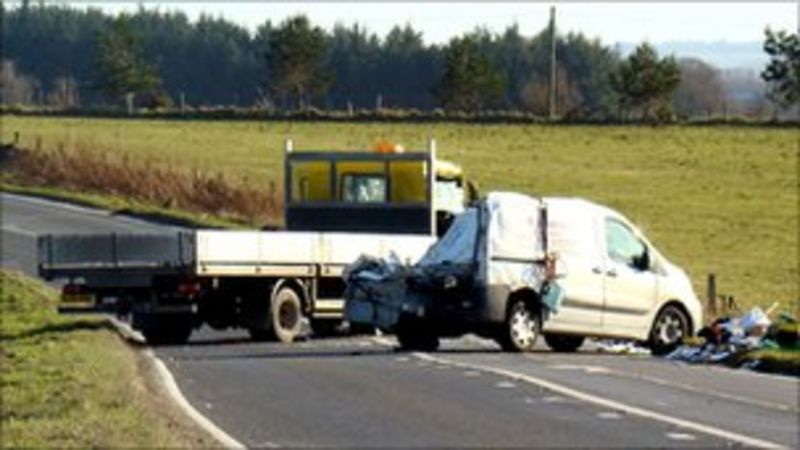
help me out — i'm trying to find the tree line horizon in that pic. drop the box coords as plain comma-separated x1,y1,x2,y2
2,3,797,120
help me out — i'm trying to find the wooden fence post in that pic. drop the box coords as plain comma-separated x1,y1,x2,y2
707,273,717,316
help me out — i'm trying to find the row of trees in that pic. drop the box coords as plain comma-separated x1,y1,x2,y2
2,3,797,119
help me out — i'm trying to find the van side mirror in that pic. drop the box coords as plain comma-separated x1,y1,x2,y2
632,249,650,271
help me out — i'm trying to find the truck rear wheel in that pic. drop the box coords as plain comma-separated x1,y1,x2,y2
497,299,540,352
136,312,193,346
271,286,304,344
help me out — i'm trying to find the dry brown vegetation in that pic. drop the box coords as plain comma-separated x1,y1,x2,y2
2,144,282,226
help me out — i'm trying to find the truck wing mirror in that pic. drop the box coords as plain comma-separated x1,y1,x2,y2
466,180,480,204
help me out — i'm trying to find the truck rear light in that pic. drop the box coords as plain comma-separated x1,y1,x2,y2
177,279,202,297
62,283,85,295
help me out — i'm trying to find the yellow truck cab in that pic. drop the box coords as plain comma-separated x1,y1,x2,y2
285,139,475,236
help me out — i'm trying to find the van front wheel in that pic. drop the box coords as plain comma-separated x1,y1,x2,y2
649,305,689,355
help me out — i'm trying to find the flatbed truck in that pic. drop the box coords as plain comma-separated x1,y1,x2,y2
39,139,475,345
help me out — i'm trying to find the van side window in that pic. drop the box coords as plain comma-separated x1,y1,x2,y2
605,218,647,269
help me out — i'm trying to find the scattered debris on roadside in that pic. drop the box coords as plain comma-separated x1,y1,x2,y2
594,340,651,356
664,302,799,376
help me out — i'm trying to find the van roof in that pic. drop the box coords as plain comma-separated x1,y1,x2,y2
544,196,610,214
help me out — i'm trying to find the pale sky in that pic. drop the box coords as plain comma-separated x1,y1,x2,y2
57,1,798,45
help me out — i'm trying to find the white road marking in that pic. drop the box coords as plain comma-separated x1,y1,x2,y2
540,356,793,413
108,317,247,449
666,432,697,441
412,352,786,449
549,364,612,374
463,370,481,377
542,395,566,403
395,357,410,362
0,224,38,238
495,381,516,389
596,411,622,420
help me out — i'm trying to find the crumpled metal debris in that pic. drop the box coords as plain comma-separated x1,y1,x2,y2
664,305,795,365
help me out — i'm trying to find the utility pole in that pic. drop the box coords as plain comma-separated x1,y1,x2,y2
548,6,557,120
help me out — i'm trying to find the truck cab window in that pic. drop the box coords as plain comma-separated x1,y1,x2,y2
605,218,648,270
341,174,387,203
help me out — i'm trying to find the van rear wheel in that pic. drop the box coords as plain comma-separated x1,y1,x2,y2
497,300,540,352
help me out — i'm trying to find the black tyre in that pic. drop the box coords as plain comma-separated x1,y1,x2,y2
271,286,304,344
497,299,540,352
544,334,585,352
396,315,439,352
248,326,276,342
311,319,341,337
138,314,193,346
649,305,689,355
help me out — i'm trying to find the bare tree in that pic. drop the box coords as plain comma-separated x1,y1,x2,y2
0,60,40,105
672,58,725,119
47,76,80,108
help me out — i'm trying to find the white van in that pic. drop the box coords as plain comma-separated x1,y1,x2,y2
541,197,703,355
345,193,703,354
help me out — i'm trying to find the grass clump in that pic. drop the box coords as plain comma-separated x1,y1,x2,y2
0,271,208,448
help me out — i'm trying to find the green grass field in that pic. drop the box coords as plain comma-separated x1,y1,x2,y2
0,270,212,447
2,116,798,312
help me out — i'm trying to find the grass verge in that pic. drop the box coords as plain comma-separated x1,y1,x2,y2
727,348,800,377
1,181,244,229
0,270,216,448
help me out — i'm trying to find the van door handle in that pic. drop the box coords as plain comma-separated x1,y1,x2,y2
592,267,603,275
606,269,618,277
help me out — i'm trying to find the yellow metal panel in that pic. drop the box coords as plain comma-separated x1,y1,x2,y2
292,161,331,202
390,160,426,203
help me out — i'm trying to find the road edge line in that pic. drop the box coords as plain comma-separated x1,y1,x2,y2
107,317,247,449
411,352,786,450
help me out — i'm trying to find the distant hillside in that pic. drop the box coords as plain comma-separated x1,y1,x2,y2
616,41,766,70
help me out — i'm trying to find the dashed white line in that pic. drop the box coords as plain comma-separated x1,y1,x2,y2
412,352,786,449
596,411,623,420
666,432,697,441
495,381,516,389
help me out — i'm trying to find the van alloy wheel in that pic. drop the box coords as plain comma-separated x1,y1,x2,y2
499,300,540,352
650,305,689,355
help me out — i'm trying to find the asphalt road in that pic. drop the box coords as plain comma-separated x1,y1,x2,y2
3,192,798,448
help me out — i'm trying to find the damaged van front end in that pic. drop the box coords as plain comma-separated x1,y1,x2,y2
344,192,563,351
